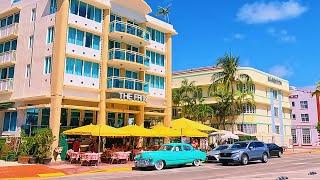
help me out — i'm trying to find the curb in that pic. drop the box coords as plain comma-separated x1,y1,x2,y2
38,172,66,178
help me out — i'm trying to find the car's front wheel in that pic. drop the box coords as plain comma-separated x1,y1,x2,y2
261,153,268,163
241,154,249,165
193,159,201,167
278,151,283,158
154,160,165,170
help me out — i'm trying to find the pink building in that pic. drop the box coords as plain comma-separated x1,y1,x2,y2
289,87,320,147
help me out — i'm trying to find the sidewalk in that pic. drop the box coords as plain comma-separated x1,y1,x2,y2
285,147,320,155
0,161,133,179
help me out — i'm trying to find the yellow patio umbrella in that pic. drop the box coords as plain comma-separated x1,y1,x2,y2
63,124,127,137
171,118,218,131
151,125,181,137
181,128,208,138
119,125,158,137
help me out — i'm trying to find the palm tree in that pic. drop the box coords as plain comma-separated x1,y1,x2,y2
209,53,254,131
172,79,204,119
312,82,320,96
156,6,171,23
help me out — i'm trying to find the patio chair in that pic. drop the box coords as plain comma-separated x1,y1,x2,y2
110,152,119,164
69,151,79,164
117,152,131,164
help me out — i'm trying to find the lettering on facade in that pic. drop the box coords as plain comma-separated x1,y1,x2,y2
119,92,147,102
268,76,282,85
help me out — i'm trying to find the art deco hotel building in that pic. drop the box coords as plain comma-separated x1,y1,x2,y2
0,0,176,147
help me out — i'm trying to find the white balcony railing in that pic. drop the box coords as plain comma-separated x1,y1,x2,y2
0,78,14,92
107,76,149,92
0,23,19,40
109,21,150,41
0,51,16,65
109,48,150,67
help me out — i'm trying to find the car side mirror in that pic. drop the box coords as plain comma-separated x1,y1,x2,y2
249,146,254,150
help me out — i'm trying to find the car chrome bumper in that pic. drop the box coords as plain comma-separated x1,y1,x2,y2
134,160,154,167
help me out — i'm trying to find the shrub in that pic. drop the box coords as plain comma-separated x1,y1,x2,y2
18,132,35,156
34,128,56,159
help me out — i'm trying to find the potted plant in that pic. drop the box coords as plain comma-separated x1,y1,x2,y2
34,128,56,164
17,132,35,164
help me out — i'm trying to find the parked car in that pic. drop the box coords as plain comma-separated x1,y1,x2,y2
206,144,230,162
267,143,283,157
134,143,206,170
219,141,269,166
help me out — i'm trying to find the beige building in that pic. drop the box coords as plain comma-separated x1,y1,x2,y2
0,0,176,147
172,67,292,146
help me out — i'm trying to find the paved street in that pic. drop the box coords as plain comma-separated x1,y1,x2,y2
50,153,320,180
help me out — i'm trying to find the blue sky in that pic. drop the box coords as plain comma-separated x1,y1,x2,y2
145,0,320,87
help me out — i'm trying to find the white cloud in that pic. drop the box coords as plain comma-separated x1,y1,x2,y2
267,28,296,43
224,33,245,42
237,1,307,24
269,65,293,78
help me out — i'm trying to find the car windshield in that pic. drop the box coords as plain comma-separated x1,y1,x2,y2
159,145,174,151
230,142,249,149
214,145,228,151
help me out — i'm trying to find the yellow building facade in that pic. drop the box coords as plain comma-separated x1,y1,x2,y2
0,0,176,147
172,67,292,146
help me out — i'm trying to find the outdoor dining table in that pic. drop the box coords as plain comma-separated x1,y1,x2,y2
67,151,102,166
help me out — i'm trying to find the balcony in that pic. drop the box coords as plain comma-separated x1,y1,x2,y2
0,51,16,67
107,76,149,93
109,21,150,46
108,48,149,70
0,78,14,93
0,23,18,42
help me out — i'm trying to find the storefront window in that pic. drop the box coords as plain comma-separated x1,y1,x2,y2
108,113,115,127
60,108,68,126
70,109,80,127
117,113,124,128
41,108,50,126
83,111,93,125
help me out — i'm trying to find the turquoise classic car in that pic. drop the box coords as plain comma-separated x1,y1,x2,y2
134,143,206,170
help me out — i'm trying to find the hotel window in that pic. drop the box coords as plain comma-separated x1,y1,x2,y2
291,129,297,144
2,112,17,132
302,128,311,144
110,14,122,22
25,64,31,78
292,114,296,120
29,35,34,48
243,104,256,114
0,66,14,79
238,84,255,93
291,101,295,107
300,101,308,109
147,27,165,44
107,67,120,77
68,27,101,50
0,13,19,28
46,26,54,44
237,124,257,134
12,0,21,4
31,8,36,21
69,0,102,23
146,50,165,66
108,40,120,49
49,0,57,14
145,74,165,90
44,56,52,74
274,107,279,117
0,39,17,53
65,57,99,78
275,125,280,134
301,114,309,123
